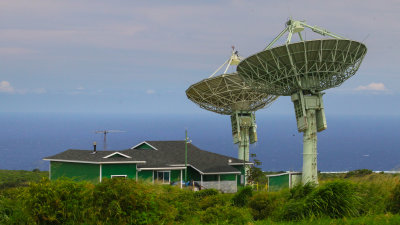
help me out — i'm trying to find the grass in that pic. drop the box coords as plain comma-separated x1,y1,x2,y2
0,169,48,189
1,170,400,224
253,214,400,225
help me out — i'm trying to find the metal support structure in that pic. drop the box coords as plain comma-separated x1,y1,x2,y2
291,91,326,184
264,19,345,51
302,109,318,184
209,47,242,78
231,110,257,185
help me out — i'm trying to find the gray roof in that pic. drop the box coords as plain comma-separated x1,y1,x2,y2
44,141,250,174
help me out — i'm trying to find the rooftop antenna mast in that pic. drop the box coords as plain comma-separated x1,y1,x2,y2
95,130,126,150
186,47,278,184
237,18,367,185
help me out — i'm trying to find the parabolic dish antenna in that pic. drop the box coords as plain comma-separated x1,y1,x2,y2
186,48,278,182
237,19,367,184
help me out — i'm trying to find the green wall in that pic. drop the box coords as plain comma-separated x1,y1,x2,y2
101,164,136,179
221,174,236,181
203,175,218,181
187,167,201,181
171,170,181,182
232,165,245,187
135,143,154,150
268,174,289,192
51,161,99,183
138,170,153,181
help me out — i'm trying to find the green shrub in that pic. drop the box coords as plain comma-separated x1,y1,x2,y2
159,184,198,222
290,182,316,200
0,170,48,189
388,182,400,214
232,186,253,207
279,180,361,220
92,178,176,225
0,190,32,225
306,180,361,218
23,178,93,224
249,191,285,220
200,204,252,225
345,169,373,178
194,188,219,199
198,193,232,210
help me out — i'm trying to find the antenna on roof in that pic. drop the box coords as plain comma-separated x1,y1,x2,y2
95,130,126,150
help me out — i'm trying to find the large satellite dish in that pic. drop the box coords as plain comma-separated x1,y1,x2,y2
237,19,367,184
186,48,278,180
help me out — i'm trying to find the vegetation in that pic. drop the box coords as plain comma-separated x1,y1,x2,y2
0,169,48,189
2,170,400,224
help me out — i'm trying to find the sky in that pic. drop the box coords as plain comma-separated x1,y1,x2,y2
0,0,399,116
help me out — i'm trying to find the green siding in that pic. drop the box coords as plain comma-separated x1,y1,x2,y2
268,174,289,192
232,165,245,175
233,165,245,188
109,154,126,158
221,174,236,181
171,170,181,182
51,161,99,183
204,175,218,181
135,143,154,150
187,167,201,181
102,164,136,179
138,170,153,181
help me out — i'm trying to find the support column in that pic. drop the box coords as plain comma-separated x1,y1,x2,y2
180,169,183,189
302,109,318,184
238,128,250,184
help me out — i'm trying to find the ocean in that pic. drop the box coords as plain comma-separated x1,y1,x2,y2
0,112,399,172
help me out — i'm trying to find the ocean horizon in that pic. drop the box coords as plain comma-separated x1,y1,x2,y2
0,112,399,172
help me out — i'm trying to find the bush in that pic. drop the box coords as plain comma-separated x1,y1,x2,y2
0,189,32,224
194,188,219,199
198,193,232,210
200,204,252,225
290,182,316,200
249,191,285,220
92,178,176,225
345,169,373,178
158,184,197,222
388,182,400,214
232,186,253,207
306,180,361,218
279,180,361,220
23,178,93,224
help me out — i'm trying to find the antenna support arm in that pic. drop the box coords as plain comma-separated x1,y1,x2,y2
300,22,345,40
265,26,289,50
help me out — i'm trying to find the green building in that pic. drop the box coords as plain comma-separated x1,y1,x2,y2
267,172,302,192
43,141,251,193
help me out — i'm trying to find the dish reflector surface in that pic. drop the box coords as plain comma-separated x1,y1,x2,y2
237,39,367,96
186,73,277,115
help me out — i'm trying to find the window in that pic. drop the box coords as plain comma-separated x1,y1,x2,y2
156,171,170,184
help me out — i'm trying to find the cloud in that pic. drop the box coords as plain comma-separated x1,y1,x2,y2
355,82,387,91
146,89,155,94
0,81,47,94
0,81,15,93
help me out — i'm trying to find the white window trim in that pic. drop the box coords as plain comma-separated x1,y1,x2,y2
130,141,158,150
103,152,131,159
156,171,171,184
111,175,127,178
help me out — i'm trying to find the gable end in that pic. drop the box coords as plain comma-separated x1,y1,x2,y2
131,141,158,150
